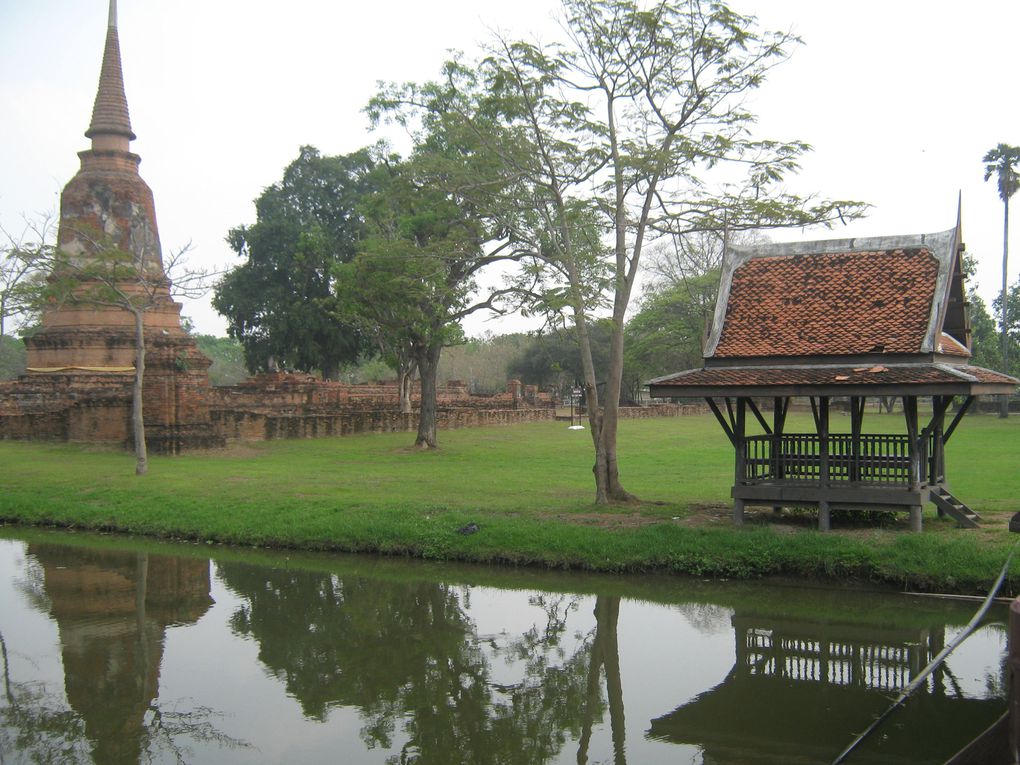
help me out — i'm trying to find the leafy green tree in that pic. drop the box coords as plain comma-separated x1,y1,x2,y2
337,158,514,448
216,561,600,764
0,334,26,380
374,0,866,502
969,291,1003,372
629,230,770,391
625,271,719,386
982,143,1020,416
508,323,613,401
192,334,248,386
214,146,375,380
992,280,1020,378
439,333,532,394
0,217,50,339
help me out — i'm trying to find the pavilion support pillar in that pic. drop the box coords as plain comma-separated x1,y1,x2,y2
816,397,831,532
819,500,831,532
903,395,924,532
850,396,865,482
909,505,923,533
772,397,788,514
733,398,747,526
931,395,950,517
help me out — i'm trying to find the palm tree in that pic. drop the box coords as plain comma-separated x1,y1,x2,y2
982,143,1020,417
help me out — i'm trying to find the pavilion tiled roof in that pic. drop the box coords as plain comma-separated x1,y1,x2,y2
937,332,970,357
647,223,1019,398
713,248,940,358
650,363,1018,391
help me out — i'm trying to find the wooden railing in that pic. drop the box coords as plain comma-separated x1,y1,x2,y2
742,626,924,692
743,433,932,486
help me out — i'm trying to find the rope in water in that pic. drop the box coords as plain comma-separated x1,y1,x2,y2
830,542,1018,765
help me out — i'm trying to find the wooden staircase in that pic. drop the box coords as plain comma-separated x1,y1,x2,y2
930,488,981,528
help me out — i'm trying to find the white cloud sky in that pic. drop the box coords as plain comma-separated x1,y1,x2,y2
1,0,1017,337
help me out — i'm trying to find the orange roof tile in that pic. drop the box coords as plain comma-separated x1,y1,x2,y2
937,332,970,357
649,363,1018,393
713,249,939,358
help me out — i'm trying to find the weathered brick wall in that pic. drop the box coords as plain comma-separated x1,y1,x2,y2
210,407,555,443
208,374,556,415
0,331,225,452
617,403,706,418
0,373,132,443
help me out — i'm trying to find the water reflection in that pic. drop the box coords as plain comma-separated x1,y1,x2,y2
218,561,606,763
649,610,1004,764
0,533,1008,764
0,542,247,763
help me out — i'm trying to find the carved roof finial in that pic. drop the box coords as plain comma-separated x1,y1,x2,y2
85,0,136,142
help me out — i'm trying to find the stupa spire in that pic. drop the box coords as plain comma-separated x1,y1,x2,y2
85,0,136,144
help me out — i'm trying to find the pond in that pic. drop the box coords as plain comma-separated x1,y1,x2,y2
0,528,1008,764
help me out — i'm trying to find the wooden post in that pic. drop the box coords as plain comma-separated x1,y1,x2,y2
850,396,863,482
818,397,830,531
734,398,747,526
772,397,787,514
904,396,923,532
819,500,831,532
932,395,948,517
1010,598,1020,763
909,505,923,532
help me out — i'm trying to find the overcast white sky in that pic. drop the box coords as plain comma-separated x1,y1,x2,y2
1,0,1018,337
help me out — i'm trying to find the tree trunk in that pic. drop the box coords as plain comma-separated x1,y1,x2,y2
590,315,635,504
414,342,443,449
599,597,626,765
321,359,339,382
1001,194,1011,418
132,309,148,475
398,360,415,415
577,596,626,765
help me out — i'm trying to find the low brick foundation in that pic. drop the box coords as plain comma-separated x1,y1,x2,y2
211,406,555,443
0,370,708,451
618,404,706,418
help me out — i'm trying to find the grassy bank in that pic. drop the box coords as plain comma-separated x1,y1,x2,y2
1,412,1018,593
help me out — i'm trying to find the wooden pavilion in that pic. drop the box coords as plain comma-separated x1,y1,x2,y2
648,220,1018,531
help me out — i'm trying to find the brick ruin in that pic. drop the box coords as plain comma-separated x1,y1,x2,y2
208,375,556,444
0,5,561,453
0,1,222,453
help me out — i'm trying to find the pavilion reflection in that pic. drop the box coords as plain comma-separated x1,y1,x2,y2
27,543,212,764
648,610,1004,764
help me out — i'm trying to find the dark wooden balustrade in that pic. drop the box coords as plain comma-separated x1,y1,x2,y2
741,432,934,487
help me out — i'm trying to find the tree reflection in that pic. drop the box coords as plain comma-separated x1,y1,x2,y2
0,630,91,763
577,596,625,765
1,544,249,764
218,563,617,764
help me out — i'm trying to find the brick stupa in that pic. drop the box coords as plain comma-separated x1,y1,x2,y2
4,0,222,452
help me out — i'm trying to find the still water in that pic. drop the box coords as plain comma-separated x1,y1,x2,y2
0,528,1008,764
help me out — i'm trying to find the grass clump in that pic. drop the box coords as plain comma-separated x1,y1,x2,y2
1,412,1019,593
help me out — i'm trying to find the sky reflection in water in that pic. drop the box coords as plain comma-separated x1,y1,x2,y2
0,531,1008,764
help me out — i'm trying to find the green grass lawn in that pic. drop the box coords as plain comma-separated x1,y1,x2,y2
1,411,1019,592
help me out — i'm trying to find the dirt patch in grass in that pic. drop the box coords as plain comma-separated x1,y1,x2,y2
556,512,661,528
552,502,1016,544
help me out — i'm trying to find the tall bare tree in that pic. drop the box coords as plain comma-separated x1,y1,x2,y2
0,217,52,338
40,232,213,474
375,0,866,502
